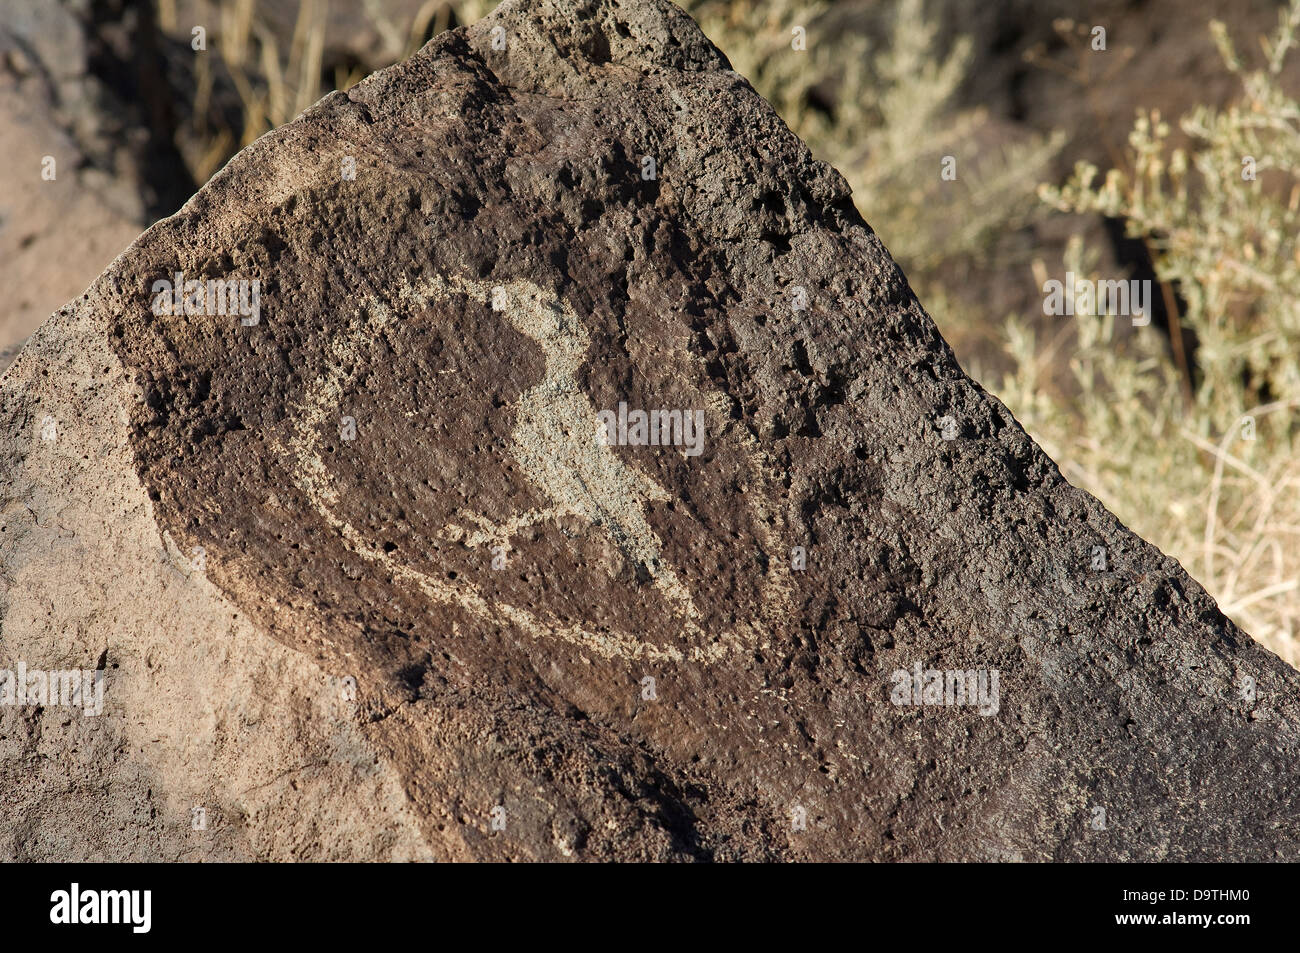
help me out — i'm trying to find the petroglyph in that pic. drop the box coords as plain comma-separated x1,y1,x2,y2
486,278,700,624
285,278,670,662
283,273,793,663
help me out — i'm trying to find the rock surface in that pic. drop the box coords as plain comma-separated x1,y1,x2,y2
0,1,155,371
2,0,1298,861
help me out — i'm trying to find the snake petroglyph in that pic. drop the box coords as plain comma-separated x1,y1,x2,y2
285,273,792,664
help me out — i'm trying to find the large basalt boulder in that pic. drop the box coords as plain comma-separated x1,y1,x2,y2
2,0,1297,861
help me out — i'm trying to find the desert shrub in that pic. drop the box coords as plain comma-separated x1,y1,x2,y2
1005,2,1300,662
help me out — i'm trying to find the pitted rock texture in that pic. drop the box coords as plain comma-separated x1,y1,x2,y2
2,0,1299,861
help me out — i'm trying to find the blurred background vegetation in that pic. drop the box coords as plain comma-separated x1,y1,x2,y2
3,0,1298,663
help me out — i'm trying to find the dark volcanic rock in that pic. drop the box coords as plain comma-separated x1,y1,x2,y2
2,0,1298,861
